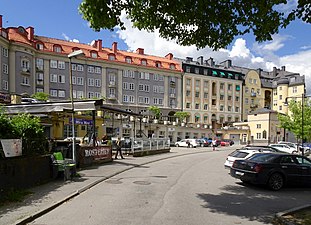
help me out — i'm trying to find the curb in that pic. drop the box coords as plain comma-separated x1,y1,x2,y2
274,204,311,225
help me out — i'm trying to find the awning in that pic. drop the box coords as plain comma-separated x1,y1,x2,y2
3,99,103,114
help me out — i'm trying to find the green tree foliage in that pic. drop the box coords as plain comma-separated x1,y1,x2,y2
31,92,49,101
278,99,311,142
174,111,190,123
0,108,47,156
79,0,310,49
148,106,161,119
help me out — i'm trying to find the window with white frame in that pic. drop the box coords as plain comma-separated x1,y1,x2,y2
2,48,8,57
138,84,144,91
108,54,115,60
36,58,44,70
95,79,101,87
72,76,76,85
77,77,84,85
145,72,150,80
88,78,95,86
53,46,62,53
50,74,58,83
71,64,76,71
36,43,43,50
77,91,84,98
220,105,224,111
186,66,190,72
144,97,149,104
58,75,65,83
129,95,134,103
129,83,135,90
256,133,261,139
21,59,30,70
153,74,159,81
141,59,147,65
203,69,208,75
77,64,83,71
144,85,150,92
36,88,44,93
204,104,208,110
50,60,57,68
36,72,44,85
273,100,277,106
95,92,101,98
257,124,261,128
109,73,116,82
159,86,164,93
139,72,144,79
95,67,101,74
88,92,95,99
88,66,95,73
153,86,159,93
186,79,191,86
123,95,129,102
123,70,129,77
50,89,57,97
58,61,65,69
204,92,208,98
123,82,129,90
3,64,8,74
125,57,132,63
292,86,298,93
195,68,199,74
2,80,8,90
58,90,65,98
91,52,97,58
228,106,232,111
128,70,134,78
159,75,164,81
109,88,115,96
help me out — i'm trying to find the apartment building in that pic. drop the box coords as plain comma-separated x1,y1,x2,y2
0,16,183,140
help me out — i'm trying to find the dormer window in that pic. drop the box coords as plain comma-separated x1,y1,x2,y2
125,56,132,63
170,64,176,70
155,61,161,68
141,59,147,66
53,45,62,53
72,47,80,52
108,54,116,60
90,51,98,58
36,42,44,50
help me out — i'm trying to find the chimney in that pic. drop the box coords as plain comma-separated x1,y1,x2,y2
273,67,277,76
97,39,102,51
0,15,2,28
112,42,117,53
225,59,232,68
136,48,144,55
197,56,203,65
281,66,286,71
165,53,173,60
26,26,34,41
207,57,214,67
186,57,193,62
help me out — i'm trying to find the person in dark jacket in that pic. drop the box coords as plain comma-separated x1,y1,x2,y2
115,137,124,159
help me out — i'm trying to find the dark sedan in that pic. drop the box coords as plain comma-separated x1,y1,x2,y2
230,153,311,191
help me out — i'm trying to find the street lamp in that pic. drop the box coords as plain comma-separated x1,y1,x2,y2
284,93,309,155
68,50,84,163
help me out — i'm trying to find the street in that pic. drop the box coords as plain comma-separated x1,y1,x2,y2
29,146,311,225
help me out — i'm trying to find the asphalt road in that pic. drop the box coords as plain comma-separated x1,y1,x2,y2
29,147,311,225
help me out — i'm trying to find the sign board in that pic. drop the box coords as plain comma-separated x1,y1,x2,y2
1,139,22,157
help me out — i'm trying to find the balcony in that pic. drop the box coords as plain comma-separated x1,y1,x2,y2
170,93,176,98
108,81,116,87
21,68,30,75
170,81,176,87
107,94,117,100
251,92,257,97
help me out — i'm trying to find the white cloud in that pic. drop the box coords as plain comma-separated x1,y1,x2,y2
116,14,311,94
61,33,80,43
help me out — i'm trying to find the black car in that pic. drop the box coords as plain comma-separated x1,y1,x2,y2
230,153,311,191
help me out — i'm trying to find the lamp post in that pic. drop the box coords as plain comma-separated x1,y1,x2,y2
284,93,309,155
68,50,84,163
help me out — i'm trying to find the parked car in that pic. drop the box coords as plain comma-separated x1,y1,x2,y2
220,140,230,146
223,139,234,146
230,153,311,190
268,144,298,154
224,146,281,169
175,139,198,148
243,145,283,152
196,139,209,147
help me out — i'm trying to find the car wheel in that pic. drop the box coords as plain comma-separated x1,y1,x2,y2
268,173,284,191
292,150,298,154
176,144,179,147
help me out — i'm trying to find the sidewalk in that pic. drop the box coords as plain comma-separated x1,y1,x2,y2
1,147,216,225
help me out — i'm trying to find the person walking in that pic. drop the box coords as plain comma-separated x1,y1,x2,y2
212,139,217,151
115,137,124,159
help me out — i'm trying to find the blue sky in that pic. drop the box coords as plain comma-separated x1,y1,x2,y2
1,0,311,92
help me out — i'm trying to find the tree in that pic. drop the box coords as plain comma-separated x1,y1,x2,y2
148,106,161,119
278,99,311,142
79,0,310,49
31,92,49,101
174,111,190,123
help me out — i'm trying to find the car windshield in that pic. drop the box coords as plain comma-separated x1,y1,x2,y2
228,150,249,158
248,153,276,162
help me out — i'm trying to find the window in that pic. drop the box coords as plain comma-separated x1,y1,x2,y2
58,75,65,83
141,59,147,65
88,92,95,99
186,90,191,97
204,104,208,110
263,130,267,139
170,64,176,70
195,92,200,98
236,85,240,91
53,45,62,53
95,67,101,74
3,64,8,74
2,80,8,90
279,95,282,100
109,73,116,82
77,65,83,71
195,68,199,74
71,64,76,71
195,103,200,109
155,61,161,67
186,79,191,86
50,60,57,68
253,79,257,84
228,95,232,101
108,54,115,60
88,66,95,73
50,74,57,83
279,105,283,110
36,72,44,85
204,92,208,98
235,96,239,101
2,48,8,57
220,105,224,111
58,90,65,98
129,83,135,90
36,88,43,93
58,61,65,69
36,43,44,50
21,59,30,70
195,80,200,87
279,86,282,91
88,78,95,86
245,98,249,104
186,103,191,108
22,77,30,85
125,57,132,63
77,91,84,98
256,133,261,139
50,89,57,97
123,82,129,90
228,84,232,91
249,78,252,83
185,66,190,72
95,79,101,87
159,75,164,81
293,86,298,93
220,95,224,100
220,83,224,89
228,106,232,111
91,52,97,58
77,77,84,85
203,69,208,75
204,81,208,88
235,107,239,112
72,76,76,85
123,95,129,102
245,87,249,93
95,92,101,98
36,58,44,70
257,124,261,128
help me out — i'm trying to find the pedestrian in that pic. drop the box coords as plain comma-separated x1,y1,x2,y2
186,139,190,148
212,139,217,151
115,137,124,159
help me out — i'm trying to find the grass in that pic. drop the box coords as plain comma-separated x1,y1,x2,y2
273,207,311,225
0,188,32,207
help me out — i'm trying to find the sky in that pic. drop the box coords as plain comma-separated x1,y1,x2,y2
1,0,311,93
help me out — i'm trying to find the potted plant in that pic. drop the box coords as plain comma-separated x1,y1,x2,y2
148,106,161,123
174,111,190,126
